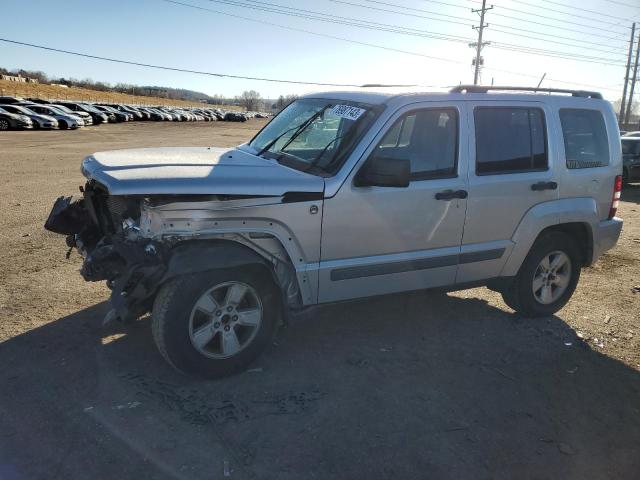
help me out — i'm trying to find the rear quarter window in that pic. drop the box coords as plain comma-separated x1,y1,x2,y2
559,109,609,169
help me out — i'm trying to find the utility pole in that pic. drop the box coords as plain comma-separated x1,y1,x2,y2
624,28,640,126
620,23,636,125
471,0,492,85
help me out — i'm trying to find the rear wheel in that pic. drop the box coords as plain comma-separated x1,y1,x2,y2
0,119,10,131
58,120,68,130
501,232,581,317
152,268,280,378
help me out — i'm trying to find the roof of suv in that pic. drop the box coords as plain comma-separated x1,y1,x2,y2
303,86,608,108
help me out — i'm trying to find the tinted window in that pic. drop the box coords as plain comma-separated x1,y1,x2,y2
622,140,640,155
474,107,547,175
560,109,609,169
375,108,458,179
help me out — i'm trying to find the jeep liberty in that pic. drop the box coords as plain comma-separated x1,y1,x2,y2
45,85,623,377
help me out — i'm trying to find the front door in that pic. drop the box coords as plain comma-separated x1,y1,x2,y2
318,102,469,303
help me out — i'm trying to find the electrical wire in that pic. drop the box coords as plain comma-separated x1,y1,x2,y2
205,0,626,65
348,0,628,44
461,0,629,34
161,0,622,92
330,0,626,54
0,37,417,87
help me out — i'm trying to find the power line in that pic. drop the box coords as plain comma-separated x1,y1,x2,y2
161,0,621,92
462,0,629,34
506,0,634,25
600,0,640,10
0,37,416,87
340,0,626,51
404,0,631,43
206,0,626,65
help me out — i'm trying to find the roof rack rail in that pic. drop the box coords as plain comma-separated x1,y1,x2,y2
450,85,602,99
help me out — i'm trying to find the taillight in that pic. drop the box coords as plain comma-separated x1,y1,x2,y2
609,175,622,219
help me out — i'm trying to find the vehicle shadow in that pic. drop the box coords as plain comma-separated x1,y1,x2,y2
621,182,640,204
1,292,639,480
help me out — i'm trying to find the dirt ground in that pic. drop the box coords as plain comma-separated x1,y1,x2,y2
0,121,639,479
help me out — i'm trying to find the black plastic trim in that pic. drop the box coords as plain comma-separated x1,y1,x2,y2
330,248,505,281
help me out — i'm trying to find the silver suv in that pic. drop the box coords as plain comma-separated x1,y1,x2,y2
45,86,623,377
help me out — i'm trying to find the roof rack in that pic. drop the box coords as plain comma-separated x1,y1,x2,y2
450,85,603,99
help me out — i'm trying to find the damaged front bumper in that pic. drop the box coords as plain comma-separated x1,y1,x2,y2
45,188,168,322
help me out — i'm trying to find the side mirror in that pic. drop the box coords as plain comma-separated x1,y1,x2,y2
355,155,410,188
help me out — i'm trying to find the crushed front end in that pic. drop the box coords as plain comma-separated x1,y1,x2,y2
45,181,168,322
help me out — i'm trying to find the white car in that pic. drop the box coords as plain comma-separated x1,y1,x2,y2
0,104,58,129
24,104,84,130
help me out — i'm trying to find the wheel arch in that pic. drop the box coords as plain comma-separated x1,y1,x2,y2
500,198,598,277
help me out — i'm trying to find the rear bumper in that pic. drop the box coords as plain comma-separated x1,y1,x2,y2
592,217,623,262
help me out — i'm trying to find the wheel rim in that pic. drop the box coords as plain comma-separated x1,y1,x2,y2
188,281,263,359
532,250,572,305
0,120,9,130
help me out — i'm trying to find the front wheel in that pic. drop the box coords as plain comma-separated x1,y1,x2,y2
152,268,280,378
501,232,581,317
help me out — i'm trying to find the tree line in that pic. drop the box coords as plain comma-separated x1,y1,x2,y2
0,67,298,111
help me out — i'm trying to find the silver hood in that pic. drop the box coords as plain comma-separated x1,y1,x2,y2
81,147,325,196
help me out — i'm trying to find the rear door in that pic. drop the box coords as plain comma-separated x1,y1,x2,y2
458,101,558,283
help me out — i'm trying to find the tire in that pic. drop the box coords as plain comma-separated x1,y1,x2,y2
0,119,10,131
501,231,581,317
152,267,280,378
58,120,68,130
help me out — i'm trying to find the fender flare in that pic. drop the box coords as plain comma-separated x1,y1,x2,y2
500,198,598,277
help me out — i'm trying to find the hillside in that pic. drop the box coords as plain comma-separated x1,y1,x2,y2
0,79,236,109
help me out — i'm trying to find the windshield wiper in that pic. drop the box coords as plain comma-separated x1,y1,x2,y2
257,104,331,158
305,133,351,172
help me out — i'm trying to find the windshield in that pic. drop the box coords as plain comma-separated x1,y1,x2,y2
81,104,101,113
47,106,67,115
622,140,639,155
249,98,380,175
54,105,74,113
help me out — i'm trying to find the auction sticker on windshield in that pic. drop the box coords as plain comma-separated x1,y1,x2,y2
330,104,366,121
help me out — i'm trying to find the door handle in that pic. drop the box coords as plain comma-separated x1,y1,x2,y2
531,181,558,191
435,189,468,200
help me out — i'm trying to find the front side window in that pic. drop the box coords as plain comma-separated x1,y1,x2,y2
559,109,610,169
249,98,380,175
474,107,547,175
373,108,458,180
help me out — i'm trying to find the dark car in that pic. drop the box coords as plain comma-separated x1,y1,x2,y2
94,105,130,122
55,102,109,125
622,137,640,184
223,111,247,122
0,96,26,105
137,107,164,121
0,106,33,130
24,97,51,104
107,104,143,120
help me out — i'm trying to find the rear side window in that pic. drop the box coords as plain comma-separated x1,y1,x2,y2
474,107,547,175
559,109,609,169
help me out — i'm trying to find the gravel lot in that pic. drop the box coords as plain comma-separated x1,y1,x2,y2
1,121,639,479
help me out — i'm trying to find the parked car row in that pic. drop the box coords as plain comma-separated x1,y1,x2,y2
0,95,270,130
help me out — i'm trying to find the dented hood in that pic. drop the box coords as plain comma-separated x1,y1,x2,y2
81,147,325,196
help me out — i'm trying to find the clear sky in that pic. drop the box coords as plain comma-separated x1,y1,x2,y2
1,0,639,101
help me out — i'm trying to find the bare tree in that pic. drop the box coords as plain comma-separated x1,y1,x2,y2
275,94,298,111
237,90,263,111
